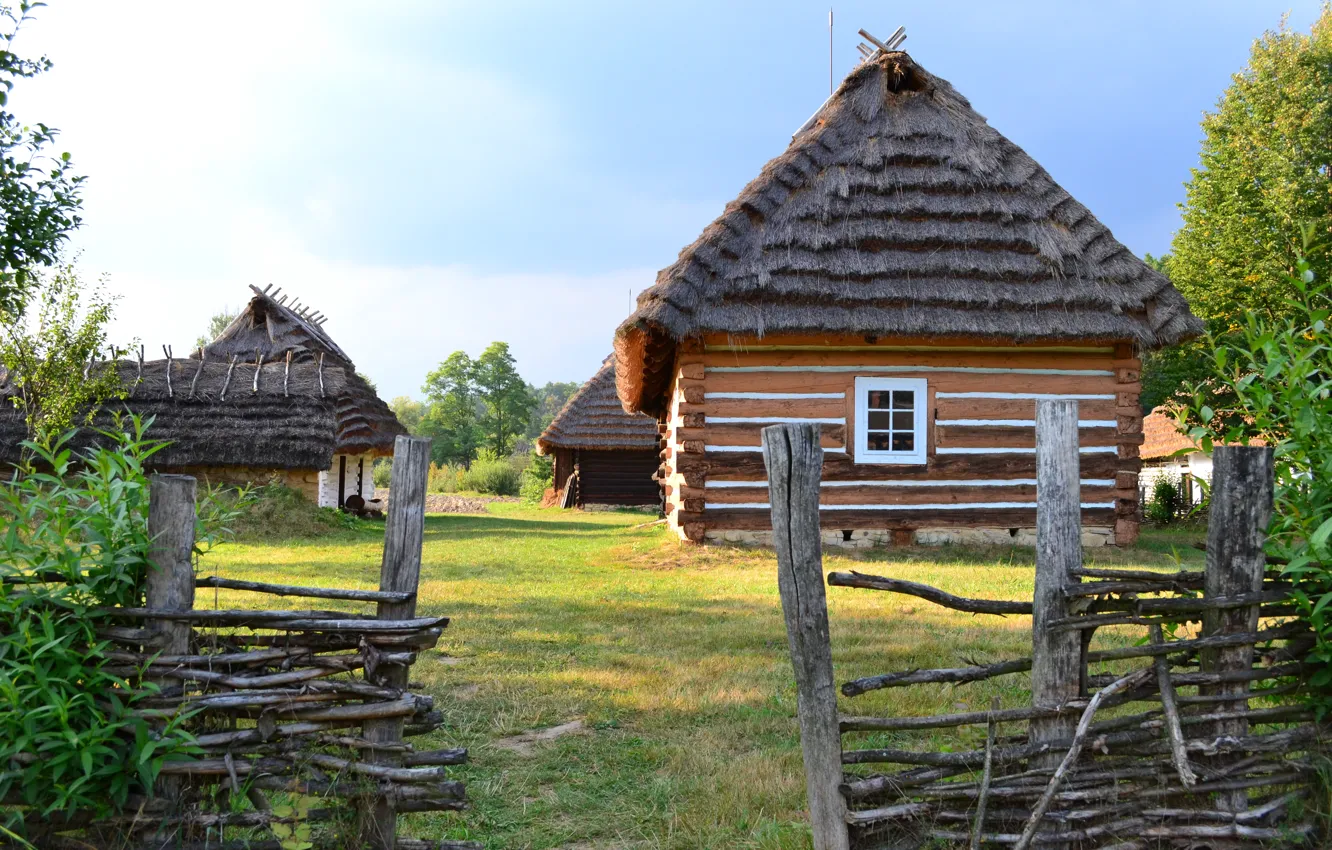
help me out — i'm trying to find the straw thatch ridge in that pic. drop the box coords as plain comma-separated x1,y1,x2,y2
614,51,1202,413
201,286,406,454
538,356,660,453
0,359,347,469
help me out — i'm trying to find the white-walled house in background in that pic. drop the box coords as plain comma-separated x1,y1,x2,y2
1139,407,1210,507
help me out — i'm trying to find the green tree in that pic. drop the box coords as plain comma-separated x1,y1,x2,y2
0,3,86,316
1143,7,1332,412
421,350,481,466
0,263,127,441
194,307,238,350
526,380,579,439
388,395,426,433
473,342,536,457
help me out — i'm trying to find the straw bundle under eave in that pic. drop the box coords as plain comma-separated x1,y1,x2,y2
614,51,1203,414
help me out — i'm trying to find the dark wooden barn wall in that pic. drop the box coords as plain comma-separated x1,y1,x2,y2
577,450,661,506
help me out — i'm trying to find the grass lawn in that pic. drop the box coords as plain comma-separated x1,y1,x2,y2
202,505,1206,850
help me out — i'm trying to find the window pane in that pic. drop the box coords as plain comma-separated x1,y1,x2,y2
868,391,891,409
893,390,914,410
868,411,893,430
892,410,913,429
892,433,915,452
867,432,893,451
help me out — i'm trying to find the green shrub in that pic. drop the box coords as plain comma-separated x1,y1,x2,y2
428,462,461,493
0,421,203,830
225,483,365,541
372,457,392,488
1181,243,1332,711
460,457,521,496
1145,476,1182,524
520,451,553,504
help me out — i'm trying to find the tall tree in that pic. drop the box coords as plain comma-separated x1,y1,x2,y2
525,380,579,439
473,342,536,457
0,3,85,316
421,350,481,466
0,264,126,441
1143,7,1332,412
194,307,238,350
388,395,426,434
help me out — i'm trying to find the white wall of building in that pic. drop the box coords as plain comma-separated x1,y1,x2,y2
317,453,377,508
1140,451,1211,507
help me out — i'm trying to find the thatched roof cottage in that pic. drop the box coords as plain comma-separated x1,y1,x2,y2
537,356,661,508
1,286,405,507
614,49,1201,547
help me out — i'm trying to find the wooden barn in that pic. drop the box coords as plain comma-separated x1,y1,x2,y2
538,356,662,508
613,49,1201,548
1,285,405,508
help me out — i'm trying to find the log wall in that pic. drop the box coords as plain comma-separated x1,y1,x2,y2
660,335,1142,546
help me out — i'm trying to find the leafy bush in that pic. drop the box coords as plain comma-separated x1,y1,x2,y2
520,451,553,504
224,483,365,541
1181,245,1332,710
372,457,392,489
1145,476,1182,524
0,422,200,830
459,456,520,496
428,462,462,493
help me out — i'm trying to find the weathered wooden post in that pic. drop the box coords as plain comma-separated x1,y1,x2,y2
146,473,197,802
363,435,432,848
1030,400,1081,846
762,423,850,850
1200,444,1273,812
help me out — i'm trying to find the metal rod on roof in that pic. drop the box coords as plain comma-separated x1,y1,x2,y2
221,355,238,401
284,350,292,398
253,351,264,393
317,352,325,398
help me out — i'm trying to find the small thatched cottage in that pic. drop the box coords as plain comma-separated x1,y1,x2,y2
614,49,1202,548
537,356,662,508
1140,406,1210,509
1,286,405,508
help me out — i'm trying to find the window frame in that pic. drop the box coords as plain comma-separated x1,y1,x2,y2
853,376,928,465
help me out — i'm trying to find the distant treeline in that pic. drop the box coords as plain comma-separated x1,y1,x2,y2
389,341,577,467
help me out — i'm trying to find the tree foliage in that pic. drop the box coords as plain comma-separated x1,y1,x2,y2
421,350,482,466
1179,246,1332,713
0,263,126,442
526,380,579,439
0,2,85,316
193,307,238,351
1143,7,1332,412
473,342,536,457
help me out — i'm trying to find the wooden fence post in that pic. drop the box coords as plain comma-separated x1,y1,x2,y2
146,473,197,802
1031,402,1082,759
363,435,432,849
762,423,850,850
1201,444,1273,812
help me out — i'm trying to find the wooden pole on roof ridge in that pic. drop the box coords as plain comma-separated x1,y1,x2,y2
762,422,850,850
163,345,174,398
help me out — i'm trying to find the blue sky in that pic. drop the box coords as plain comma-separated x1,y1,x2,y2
18,1,1326,400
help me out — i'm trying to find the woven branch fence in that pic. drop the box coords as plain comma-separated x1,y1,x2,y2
762,403,1330,850
4,435,479,850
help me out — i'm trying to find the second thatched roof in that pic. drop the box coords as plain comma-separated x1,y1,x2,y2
538,356,660,453
615,50,1202,414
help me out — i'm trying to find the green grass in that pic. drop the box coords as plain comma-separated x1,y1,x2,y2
201,506,1206,850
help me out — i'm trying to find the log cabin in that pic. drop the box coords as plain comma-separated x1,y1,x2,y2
613,50,1202,548
538,356,662,508
1,286,405,508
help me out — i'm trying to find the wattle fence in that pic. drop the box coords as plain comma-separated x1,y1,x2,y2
5,436,478,850
763,403,1329,849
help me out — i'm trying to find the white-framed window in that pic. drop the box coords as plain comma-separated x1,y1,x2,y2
854,377,927,465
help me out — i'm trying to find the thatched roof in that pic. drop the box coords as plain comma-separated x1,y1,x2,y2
615,51,1202,414
200,285,405,454
1,358,347,469
537,356,659,453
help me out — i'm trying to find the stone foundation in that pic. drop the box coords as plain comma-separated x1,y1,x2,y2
702,526,1115,549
